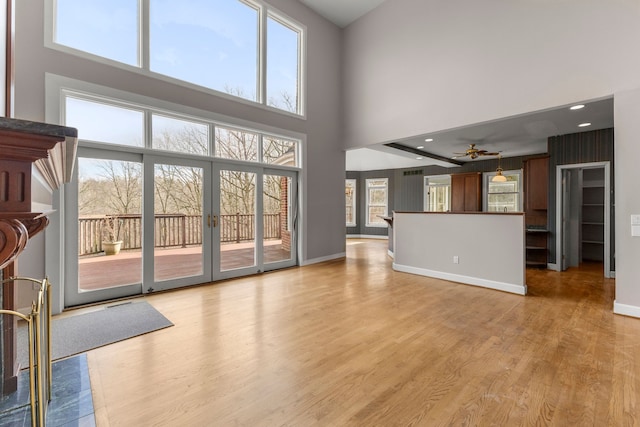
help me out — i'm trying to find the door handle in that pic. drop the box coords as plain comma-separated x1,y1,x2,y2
207,214,211,228
213,215,218,227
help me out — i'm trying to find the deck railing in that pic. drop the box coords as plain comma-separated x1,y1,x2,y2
78,213,281,256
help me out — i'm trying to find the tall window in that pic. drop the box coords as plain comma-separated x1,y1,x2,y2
366,178,388,227
424,175,451,212
55,0,140,66
484,170,522,212
150,0,259,101
51,0,304,115
345,179,356,227
63,91,300,166
267,15,300,113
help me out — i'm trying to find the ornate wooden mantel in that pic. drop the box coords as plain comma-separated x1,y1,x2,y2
0,117,77,397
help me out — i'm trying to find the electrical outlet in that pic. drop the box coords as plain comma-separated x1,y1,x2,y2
453,256,459,264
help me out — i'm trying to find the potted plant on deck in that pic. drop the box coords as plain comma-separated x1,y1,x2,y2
102,215,123,255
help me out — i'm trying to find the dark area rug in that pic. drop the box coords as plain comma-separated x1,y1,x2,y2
17,301,173,367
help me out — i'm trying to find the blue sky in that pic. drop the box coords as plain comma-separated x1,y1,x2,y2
56,0,298,108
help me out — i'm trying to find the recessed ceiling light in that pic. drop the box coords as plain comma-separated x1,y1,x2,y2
578,122,592,127
570,104,585,110
416,157,423,160
425,138,434,142
417,145,424,149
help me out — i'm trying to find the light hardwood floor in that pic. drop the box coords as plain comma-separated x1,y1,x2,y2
86,239,639,426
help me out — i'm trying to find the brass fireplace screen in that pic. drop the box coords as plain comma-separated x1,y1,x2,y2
0,277,51,426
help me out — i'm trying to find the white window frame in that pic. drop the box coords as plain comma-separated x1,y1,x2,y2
483,169,523,212
365,178,388,228
346,179,356,227
423,175,451,212
44,0,306,117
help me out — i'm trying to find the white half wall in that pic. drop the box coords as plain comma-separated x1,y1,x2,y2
393,212,526,295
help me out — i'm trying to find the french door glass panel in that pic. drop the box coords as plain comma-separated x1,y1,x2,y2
66,150,144,307
153,163,205,282
219,169,257,272
77,157,143,290
263,173,293,265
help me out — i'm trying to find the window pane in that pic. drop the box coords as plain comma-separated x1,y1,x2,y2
150,0,258,101
220,170,256,271
152,114,209,155
56,0,139,66
154,164,204,281
215,127,258,161
346,180,356,225
488,194,519,212
77,158,142,291
267,16,300,113
369,188,387,205
368,206,386,224
263,136,298,166
368,179,387,187
66,97,144,147
489,177,519,193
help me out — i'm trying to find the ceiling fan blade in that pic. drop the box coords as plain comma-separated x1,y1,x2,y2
479,151,500,156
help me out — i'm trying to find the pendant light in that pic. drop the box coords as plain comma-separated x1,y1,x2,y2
492,155,507,182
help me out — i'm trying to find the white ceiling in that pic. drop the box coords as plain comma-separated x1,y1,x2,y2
298,0,386,28
346,97,614,171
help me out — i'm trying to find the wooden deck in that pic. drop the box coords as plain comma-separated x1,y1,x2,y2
78,241,291,290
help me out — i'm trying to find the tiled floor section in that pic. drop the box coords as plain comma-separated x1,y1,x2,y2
0,355,95,426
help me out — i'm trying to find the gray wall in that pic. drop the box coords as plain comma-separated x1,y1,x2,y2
342,0,640,149
342,0,640,313
346,156,533,235
13,0,345,267
349,128,615,267
548,128,615,267
614,88,640,311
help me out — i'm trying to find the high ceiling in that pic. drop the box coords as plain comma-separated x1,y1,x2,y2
295,1,615,172
298,0,385,28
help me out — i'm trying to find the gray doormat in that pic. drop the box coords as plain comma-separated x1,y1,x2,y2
17,301,173,367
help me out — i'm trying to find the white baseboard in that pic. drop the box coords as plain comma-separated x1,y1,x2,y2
301,252,346,266
346,234,388,240
608,271,616,278
393,263,527,296
387,250,394,259
613,300,640,318
547,263,558,271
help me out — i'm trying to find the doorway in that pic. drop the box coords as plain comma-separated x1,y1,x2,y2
556,162,612,278
66,149,298,306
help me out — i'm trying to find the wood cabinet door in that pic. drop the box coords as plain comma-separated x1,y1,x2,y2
451,174,466,212
525,157,549,211
451,172,481,212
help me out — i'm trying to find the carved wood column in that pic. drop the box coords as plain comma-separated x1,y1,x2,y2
0,118,77,396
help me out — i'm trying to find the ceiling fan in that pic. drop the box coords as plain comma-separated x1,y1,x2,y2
452,144,500,159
